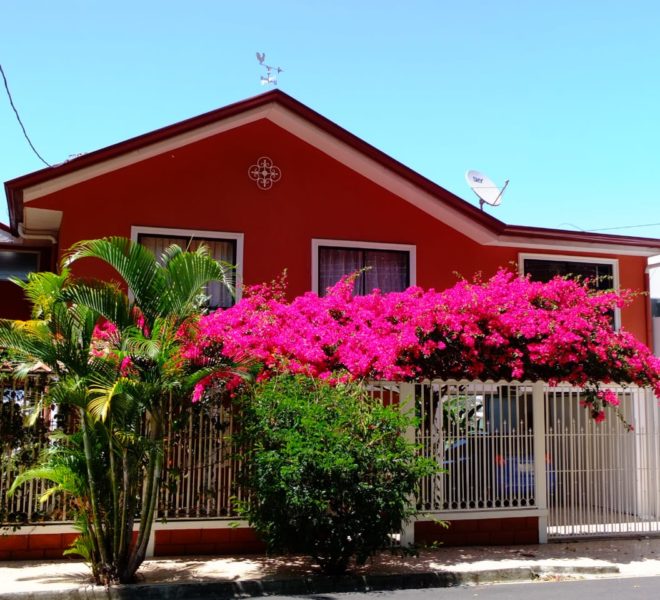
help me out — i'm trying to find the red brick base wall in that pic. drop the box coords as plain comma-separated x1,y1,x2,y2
1,518,538,560
154,528,266,557
0,532,79,560
415,516,539,546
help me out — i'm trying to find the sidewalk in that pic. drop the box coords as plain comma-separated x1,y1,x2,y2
2,537,660,599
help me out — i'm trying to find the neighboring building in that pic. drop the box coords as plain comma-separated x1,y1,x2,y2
3,90,659,346
0,222,55,319
649,255,660,356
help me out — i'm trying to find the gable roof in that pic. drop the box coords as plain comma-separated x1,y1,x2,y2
5,89,660,256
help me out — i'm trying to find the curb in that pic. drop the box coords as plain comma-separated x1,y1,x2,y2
0,565,621,600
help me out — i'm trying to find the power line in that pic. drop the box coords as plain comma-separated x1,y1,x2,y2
590,222,660,233
0,63,51,167
559,221,660,234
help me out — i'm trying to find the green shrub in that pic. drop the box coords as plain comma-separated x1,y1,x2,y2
235,375,437,574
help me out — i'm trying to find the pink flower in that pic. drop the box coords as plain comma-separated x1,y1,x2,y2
119,356,133,376
180,268,660,425
192,382,205,403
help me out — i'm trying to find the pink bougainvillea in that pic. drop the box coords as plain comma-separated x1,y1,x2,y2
182,270,660,422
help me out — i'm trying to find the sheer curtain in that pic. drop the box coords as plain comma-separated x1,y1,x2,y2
318,247,362,296
318,246,409,297
138,235,235,308
363,250,409,293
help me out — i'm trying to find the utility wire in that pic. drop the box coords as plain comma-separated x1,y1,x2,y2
590,222,660,233
0,63,52,167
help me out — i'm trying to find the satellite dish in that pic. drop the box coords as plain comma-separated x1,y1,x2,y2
465,170,509,210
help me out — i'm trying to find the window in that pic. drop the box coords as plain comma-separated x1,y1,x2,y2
132,227,243,309
522,257,615,291
520,253,619,327
313,240,415,296
0,250,39,281
652,299,660,318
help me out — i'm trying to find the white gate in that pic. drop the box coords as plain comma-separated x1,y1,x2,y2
410,380,543,514
392,380,660,541
545,385,660,538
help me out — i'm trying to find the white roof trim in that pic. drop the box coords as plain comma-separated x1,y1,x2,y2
488,234,660,257
21,102,660,257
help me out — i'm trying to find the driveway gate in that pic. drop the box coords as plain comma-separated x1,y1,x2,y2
545,384,660,538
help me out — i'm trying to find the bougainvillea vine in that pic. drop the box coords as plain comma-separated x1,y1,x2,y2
182,270,660,424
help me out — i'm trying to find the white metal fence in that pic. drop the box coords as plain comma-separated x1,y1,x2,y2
3,374,660,541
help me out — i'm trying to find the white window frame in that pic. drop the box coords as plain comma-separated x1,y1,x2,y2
311,238,416,295
131,226,244,302
518,252,620,329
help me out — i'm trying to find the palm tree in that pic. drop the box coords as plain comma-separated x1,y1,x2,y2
1,238,237,584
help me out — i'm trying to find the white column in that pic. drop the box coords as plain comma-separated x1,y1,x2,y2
399,382,417,547
532,381,548,543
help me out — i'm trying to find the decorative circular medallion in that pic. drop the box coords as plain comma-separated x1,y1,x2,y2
248,156,282,190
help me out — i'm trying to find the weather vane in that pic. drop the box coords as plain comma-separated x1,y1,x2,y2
256,52,283,86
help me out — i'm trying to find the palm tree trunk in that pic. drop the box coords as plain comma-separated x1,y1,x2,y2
79,409,111,579
108,419,120,565
123,412,163,582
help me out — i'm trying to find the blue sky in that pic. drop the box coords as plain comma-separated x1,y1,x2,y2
1,1,659,238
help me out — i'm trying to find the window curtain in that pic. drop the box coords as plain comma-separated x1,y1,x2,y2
138,235,235,308
318,247,362,296
318,246,409,297
363,250,409,294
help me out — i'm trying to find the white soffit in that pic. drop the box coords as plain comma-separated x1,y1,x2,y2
24,207,63,234
19,102,660,256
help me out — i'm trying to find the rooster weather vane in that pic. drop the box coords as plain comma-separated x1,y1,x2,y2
256,52,283,86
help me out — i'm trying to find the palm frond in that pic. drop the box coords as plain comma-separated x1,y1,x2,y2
160,250,235,316
10,269,70,320
87,379,125,422
160,243,185,266
0,320,59,368
63,237,165,324
122,332,161,361
8,464,85,498
62,281,133,331
63,536,92,562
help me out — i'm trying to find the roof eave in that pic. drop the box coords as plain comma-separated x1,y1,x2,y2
503,223,660,249
4,89,660,256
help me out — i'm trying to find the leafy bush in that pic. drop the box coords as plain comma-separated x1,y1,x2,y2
235,375,437,574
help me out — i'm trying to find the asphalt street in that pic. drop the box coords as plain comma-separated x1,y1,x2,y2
264,575,660,600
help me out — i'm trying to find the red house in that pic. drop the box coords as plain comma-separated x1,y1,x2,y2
3,90,660,346
2,90,660,557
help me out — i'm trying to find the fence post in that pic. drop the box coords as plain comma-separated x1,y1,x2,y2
399,382,417,547
146,524,156,558
532,381,548,543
